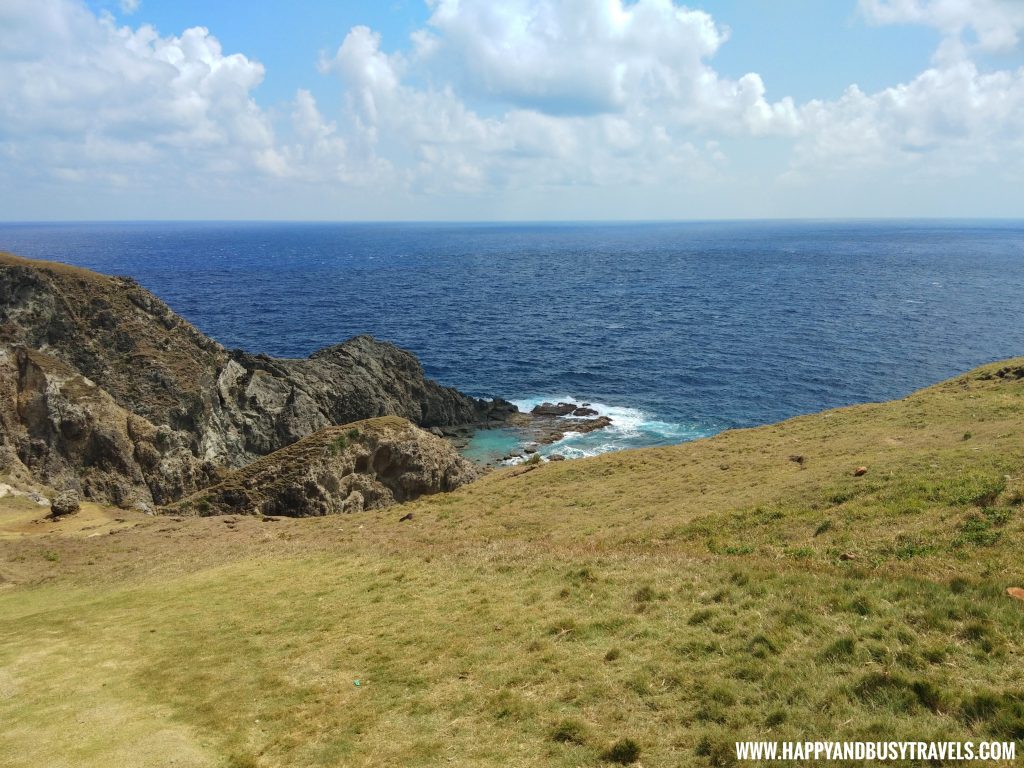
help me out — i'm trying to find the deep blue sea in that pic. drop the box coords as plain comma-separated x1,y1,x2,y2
2,221,1022,462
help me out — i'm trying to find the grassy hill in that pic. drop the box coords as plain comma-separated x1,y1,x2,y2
1,359,1023,767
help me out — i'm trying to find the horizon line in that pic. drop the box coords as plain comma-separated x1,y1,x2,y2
2,216,1024,226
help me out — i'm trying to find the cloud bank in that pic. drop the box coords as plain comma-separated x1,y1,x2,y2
0,0,1021,218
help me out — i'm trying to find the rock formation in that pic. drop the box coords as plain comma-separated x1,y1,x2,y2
0,252,513,511
0,345,217,506
531,402,578,417
169,417,476,517
0,252,515,467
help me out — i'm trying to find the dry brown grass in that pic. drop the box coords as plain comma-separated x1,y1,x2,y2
1,358,1023,766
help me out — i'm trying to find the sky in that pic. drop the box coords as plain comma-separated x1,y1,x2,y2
1,0,1023,221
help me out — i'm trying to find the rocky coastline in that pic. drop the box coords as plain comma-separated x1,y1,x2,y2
0,253,613,516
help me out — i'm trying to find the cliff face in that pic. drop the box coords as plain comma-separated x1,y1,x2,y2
0,253,512,468
0,252,512,509
0,346,217,506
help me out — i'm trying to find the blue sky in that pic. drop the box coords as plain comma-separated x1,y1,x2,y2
84,0,941,103
3,0,1024,220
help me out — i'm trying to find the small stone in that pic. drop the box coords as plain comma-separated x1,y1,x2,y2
853,466,868,477
839,552,857,561
49,490,80,518
1007,587,1024,601
548,454,566,461
789,454,805,465
399,512,413,522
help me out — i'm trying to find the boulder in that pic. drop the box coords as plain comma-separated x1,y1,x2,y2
572,407,599,417
49,490,80,518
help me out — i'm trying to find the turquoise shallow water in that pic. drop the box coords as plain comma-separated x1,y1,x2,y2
1,220,1022,458
462,429,523,464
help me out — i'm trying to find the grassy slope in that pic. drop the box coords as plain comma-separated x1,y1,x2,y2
1,360,1023,767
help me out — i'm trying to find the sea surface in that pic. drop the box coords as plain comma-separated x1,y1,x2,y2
2,220,1022,463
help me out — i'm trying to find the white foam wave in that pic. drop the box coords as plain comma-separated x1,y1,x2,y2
509,395,711,460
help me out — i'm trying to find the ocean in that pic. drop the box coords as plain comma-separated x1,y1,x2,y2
1,220,1022,463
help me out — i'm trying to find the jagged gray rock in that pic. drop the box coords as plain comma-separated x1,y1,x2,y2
0,252,517,470
0,345,217,506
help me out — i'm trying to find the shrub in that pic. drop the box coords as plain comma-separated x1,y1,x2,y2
603,738,641,764
748,633,779,658
550,718,588,745
329,435,349,456
688,608,713,625
949,577,970,594
633,585,655,603
695,734,736,766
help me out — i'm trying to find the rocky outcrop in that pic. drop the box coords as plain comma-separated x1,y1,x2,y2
0,345,217,506
0,253,517,469
213,339,516,462
532,402,578,417
537,415,614,444
170,416,477,517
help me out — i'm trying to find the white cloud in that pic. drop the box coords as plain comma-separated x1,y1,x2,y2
859,0,1024,53
315,2,798,195
0,0,1022,218
412,0,800,133
789,3,1024,178
415,0,724,116
0,0,278,190
120,0,141,15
